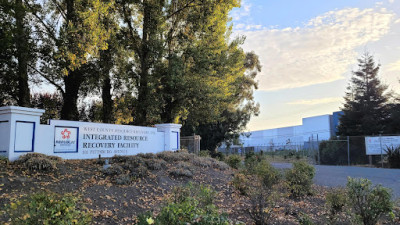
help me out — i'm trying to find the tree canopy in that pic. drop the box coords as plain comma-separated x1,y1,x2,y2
0,0,260,150
338,53,391,136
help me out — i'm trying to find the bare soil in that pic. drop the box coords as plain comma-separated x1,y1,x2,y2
0,155,399,225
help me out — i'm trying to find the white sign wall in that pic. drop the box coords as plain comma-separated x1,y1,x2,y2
365,136,400,155
0,106,181,161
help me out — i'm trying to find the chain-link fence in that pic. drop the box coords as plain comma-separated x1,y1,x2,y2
180,135,201,155
217,134,400,167
319,135,400,167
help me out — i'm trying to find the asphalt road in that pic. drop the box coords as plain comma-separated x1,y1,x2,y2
271,163,400,199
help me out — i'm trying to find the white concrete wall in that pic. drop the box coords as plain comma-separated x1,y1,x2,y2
238,114,335,150
0,106,181,161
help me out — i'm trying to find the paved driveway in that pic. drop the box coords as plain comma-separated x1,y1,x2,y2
271,163,400,199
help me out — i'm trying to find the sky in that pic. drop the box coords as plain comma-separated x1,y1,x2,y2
230,0,400,131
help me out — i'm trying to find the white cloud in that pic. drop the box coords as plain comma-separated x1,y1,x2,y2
235,8,396,91
389,0,395,3
287,97,342,105
386,59,400,71
231,0,251,21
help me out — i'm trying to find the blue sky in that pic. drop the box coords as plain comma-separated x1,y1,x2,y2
231,0,400,131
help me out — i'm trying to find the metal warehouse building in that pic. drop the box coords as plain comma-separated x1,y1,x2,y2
219,111,342,153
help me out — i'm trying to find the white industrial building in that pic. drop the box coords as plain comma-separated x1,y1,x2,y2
219,111,342,152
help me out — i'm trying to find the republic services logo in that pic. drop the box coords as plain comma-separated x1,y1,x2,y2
61,128,71,139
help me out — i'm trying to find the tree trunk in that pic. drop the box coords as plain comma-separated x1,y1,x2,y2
15,0,30,106
61,70,82,120
101,48,113,123
60,0,82,120
134,1,152,126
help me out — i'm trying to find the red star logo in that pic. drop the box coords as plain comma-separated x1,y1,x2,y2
61,128,71,139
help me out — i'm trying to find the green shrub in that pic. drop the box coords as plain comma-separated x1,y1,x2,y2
102,165,124,176
137,183,232,225
385,146,400,168
25,157,56,171
326,188,347,223
346,177,393,225
254,160,279,189
285,161,315,198
131,165,149,179
192,156,213,168
170,168,193,178
115,174,131,185
298,213,314,225
199,150,211,158
157,151,183,162
145,158,166,170
16,153,61,171
211,160,230,170
5,192,91,225
212,151,225,161
226,155,242,169
177,161,193,171
247,161,280,225
137,153,156,159
319,140,348,165
232,173,249,195
17,153,62,163
124,157,145,170
244,155,260,174
111,154,129,163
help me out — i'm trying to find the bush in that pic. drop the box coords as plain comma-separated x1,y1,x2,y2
115,174,131,185
137,183,232,225
177,161,193,171
17,153,62,163
244,154,261,174
346,177,393,225
247,161,280,225
136,153,156,159
232,173,249,195
16,153,61,171
211,160,230,170
25,157,56,171
5,192,91,224
298,213,314,225
157,151,182,162
226,155,242,169
0,156,9,166
319,140,348,165
111,154,129,163
212,151,225,161
102,165,124,176
326,188,347,223
285,161,315,198
131,165,149,179
124,156,145,171
169,168,193,178
145,158,166,170
254,160,279,188
199,150,211,158
191,156,212,168
385,146,400,168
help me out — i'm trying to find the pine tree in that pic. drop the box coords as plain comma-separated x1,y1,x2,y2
338,53,389,136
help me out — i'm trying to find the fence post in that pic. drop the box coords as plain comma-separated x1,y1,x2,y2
347,136,350,166
317,134,320,165
379,134,383,168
